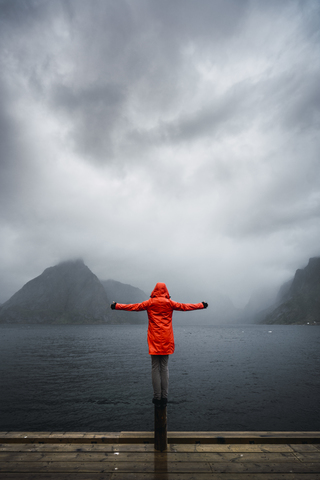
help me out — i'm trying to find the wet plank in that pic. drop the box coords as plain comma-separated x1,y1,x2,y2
167,431,320,444
3,476,320,480
1,473,320,480
0,443,114,453
0,442,301,454
0,475,111,480
0,443,158,453
1,433,320,479
292,452,320,462
0,450,301,463
0,460,213,473
194,444,294,453
0,432,121,444
2,431,320,444
0,442,298,454
209,462,320,473
290,444,320,452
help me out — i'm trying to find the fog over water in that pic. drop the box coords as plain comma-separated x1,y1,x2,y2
1,1,320,308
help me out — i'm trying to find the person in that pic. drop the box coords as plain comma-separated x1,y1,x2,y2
110,282,208,407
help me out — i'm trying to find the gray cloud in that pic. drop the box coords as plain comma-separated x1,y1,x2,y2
50,82,127,161
0,0,320,308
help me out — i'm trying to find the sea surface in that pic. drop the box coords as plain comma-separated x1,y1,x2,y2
0,324,319,432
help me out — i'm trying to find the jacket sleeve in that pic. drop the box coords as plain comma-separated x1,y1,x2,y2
170,301,204,311
115,300,150,311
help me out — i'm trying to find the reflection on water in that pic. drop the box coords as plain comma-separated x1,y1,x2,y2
154,450,168,479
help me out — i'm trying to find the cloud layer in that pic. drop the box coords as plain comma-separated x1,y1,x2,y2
1,0,320,307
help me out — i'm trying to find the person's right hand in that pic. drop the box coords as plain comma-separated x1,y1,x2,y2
110,302,117,310
202,302,208,308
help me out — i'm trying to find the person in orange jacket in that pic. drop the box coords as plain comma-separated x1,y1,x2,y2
110,282,208,407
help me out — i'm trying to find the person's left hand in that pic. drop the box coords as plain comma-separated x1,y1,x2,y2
202,302,208,308
110,302,117,310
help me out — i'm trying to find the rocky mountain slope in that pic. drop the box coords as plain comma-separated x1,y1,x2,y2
100,279,148,323
0,260,147,325
260,257,320,325
0,259,244,325
3,256,318,326
100,279,147,304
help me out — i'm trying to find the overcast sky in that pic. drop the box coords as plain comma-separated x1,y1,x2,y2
0,0,319,307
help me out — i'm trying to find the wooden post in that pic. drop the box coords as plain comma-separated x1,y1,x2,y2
154,405,167,451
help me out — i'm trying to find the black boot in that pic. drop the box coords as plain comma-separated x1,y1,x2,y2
152,398,162,408
161,397,168,407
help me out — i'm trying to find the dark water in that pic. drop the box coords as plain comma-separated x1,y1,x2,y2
0,324,319,432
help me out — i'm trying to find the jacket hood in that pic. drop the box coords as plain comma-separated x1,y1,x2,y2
150,282,170,298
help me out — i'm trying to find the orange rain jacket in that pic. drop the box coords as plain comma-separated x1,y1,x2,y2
115,282,205,355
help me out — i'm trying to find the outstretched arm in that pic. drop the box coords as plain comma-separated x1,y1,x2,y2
110,300,150,311
170,301,208,311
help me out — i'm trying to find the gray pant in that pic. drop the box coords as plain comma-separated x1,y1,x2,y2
151,355,169,400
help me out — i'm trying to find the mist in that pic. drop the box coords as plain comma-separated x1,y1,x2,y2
0,0,320,308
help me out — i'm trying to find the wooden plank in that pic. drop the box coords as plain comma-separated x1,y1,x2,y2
2,431,320,444
0,443,157,453
0,443,115,453
0,460,213,473
1,473,320,480
1,458,318,473
170,443,298,453
0,433,121,444
0,451,166,462
112,475,320,480
194,444,294,453
0,473,106,480
2,474,320,480
0,461,320,477
167,431,320,444
119,432,154,444
289,444,320,452
196,452,300,463
2,430,320,437
292,452,320,462
110,475,320,480
0,450,308,464
168,431,320,436
209,461,320,474
121,430,320,444
1,437,320,479
0,441,297,453
0,444,319,458
113,444,154,452
0,445,319,463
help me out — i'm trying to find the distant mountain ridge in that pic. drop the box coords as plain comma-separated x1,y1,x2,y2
0,260,147,325
100,279,147,304
0,260,238,325
259,257,320,325
1,257,319,325
100,279,148,323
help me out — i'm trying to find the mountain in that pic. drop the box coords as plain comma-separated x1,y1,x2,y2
101,279,148,324
260,257,320,325
101,279,147,304
0,260,146,325
0,260,112,324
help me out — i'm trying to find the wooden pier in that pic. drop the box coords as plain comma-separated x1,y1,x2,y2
1,431,320,479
